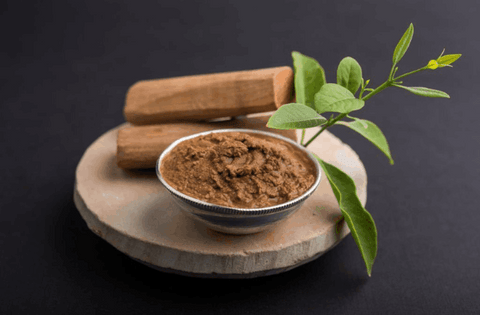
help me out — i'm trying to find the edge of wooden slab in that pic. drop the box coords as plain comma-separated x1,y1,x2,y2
73,124,366,278
74,186,345,279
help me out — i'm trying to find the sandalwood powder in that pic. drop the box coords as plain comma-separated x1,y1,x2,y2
160,132,316,208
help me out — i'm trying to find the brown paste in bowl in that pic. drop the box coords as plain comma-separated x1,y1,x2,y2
160,132,316,208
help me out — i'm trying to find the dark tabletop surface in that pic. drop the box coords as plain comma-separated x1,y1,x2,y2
2,0,479,314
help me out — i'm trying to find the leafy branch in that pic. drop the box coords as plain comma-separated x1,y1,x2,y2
267,23,461,276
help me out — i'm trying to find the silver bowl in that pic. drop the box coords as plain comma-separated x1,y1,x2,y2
156,129,321,235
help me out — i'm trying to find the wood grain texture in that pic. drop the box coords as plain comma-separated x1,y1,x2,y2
123,67,294,125
75,125,367,278
116,114,297,169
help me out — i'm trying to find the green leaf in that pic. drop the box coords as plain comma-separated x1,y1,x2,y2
315,156,377,276
267,103,327,130
337,57,363,95
337,118,394,165
392,23,414,66
292,51,327,109
314,83,365,114
437,54,461,67
394,85,450,98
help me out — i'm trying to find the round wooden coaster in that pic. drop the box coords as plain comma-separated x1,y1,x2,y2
74,124,367,278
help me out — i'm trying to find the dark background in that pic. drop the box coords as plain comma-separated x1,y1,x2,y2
2,0,479,314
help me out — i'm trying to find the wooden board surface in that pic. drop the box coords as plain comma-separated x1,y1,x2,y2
74,124,367,278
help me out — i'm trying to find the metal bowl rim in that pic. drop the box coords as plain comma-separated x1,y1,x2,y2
156,128,321,215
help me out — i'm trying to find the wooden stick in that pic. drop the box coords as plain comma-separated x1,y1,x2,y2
123,67,294,125
117,115,297,169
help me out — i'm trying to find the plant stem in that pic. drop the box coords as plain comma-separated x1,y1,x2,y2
302,66,427,148
303,124,328,148
388,65,396,81
301,129,306,145
304,79,392,148
303,113,347,147
358,86,365,99
362,80,392,101
394,66,427,81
